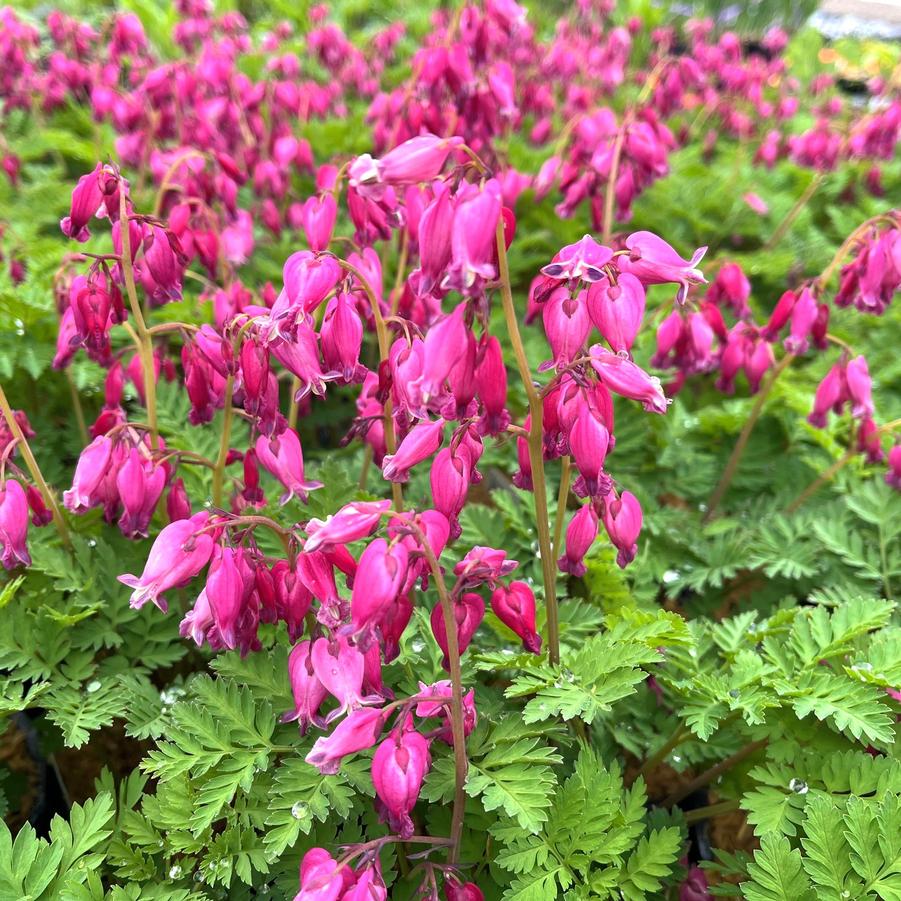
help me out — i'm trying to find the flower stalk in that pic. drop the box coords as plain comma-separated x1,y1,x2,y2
495,221,560,666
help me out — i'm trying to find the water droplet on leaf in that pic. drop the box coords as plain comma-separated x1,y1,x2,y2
86,680,101,693
789,778,808,794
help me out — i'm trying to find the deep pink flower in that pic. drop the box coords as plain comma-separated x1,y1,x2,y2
371,728,431,838
382,418,445,483
205,546,254,650
350,538,409,634
305,707,384,775
846,355,874,419
312,634,373,722
0,479,30,570
445,880,485,901
491,581,542,654
321,293,364,383
603,492,642,568
63,435,113,514
542,287,592,370
557,504,599,577
295,847,355,900
430,593,485,669
118,511,214,611
374,134,463,185
448,180,502,291
415,680,477,743
60,163,105,242
284,640,328,734
302,193,337,252
255,429,322,504
783,286,818,355
568,412,611,499
590,346,669,413
541,235,614,283
586,274,646,354
304,500,391,552
619,231,707,303
115,448,166,539
886,445,901,491
475,335,510,435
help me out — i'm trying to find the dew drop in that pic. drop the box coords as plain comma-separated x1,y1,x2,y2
729,689,740,698
789,778,808,795
169,865,183,879
193,870,204,883
662,570,680,584
671,754,682,764
851,662,873,673
291,801,309,820
86,680,102,693
87,538,97,548
411,639,425,653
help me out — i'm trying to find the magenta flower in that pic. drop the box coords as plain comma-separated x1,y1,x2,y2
603,492,642,568
63,435,113,514
371,728,431,838
60,163,105,243
301,193,337,252
205,546,254,650
475,335,510,435
382,418,446,483
415,680,477,743
117,511,215,611
541,235,613,283
305,707,384,776
808,364,844,428
587,273,646,354
304,500,391,552
542,288,592,370
557,504,599,577
445,880,485,901
284,640,328,735
846,355,874,419
783,286,818,355
255,429,322,505
350,538,409,634
0,479,31,570
376,134,463,185
448,179,502,291
491,581,542,654
886,445,901,491
115,448,166,539
590,346,669,413
295,847,354,900
320,293,364,384
568,413,611,499
311,634,375,722
619,231,707,303
430,592,485,669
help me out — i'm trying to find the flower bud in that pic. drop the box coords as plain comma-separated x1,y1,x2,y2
491,581,542,654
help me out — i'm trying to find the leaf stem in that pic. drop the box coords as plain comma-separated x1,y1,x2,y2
661,739,767,807
763,172,825,252
494,221,560,666
551,455,571,558
683,799,740,824
638,724,692,780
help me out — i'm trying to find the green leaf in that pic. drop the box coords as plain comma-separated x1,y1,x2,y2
619,827,682,901
800,795,859,900
742,833,815,901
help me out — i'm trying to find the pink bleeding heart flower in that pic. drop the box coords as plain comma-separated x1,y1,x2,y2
886,445,901,491
453,546,518,588
371,134,463,186
311,634,376,722
305,707,384,775
283,639,328,735
430,592,485,670
60,163,105,242
541,234,614,283
304,500,391,552
491,581,542,654
350,538,409,635
603,491,642,568
619,231,707,303
320,293,365,384
295,847,356,900
415,680,477,743
205,545,254,650
557,504,599,577
63,435,114,514
0,479,31,570
846,355,874,419
568,413,611,499
590,346,670,413
371,728,431,838
445,880,485,901
475,335,510,435
586,274,646,354
255,428,322,504
117,511,215,611
301,193,337,252
783,286,818,355
542,287,593,370
448,179,502,291
115,448,166,539
382,418,446,483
